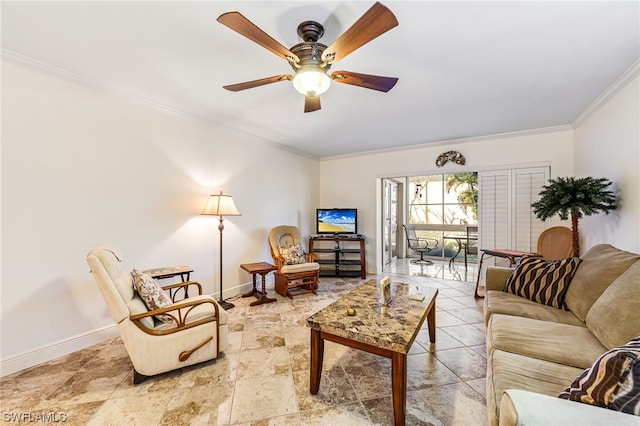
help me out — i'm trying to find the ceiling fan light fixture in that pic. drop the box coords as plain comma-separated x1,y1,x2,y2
292,66,331,97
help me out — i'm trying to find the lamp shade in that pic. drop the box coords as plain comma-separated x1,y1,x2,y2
292,66,331,97
201,191,241,217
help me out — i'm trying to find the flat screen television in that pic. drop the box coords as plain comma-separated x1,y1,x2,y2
316,208,358,235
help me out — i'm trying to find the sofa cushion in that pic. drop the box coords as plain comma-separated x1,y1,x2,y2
487,349,584,426
586,261,640,350
485,266,515,292
564,244,640,321
280,262,320,274
487,314,607,369
131,269,173,323
484,290,586,326
504,256,581,309
559,336,640,415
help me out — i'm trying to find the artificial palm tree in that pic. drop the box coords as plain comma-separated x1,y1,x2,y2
531,176,617,257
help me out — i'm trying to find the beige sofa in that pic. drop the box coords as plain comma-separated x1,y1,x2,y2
484,244,640,425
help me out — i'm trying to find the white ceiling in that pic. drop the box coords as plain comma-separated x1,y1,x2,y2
2,1,639,159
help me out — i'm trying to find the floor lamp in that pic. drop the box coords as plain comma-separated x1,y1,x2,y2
201,191,241,310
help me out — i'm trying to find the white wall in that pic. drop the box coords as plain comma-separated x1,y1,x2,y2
319,129,575,273
574,68,640,253
1,60,319,373
4,56,638,375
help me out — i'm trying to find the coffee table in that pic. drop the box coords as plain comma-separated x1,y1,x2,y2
307,280,438,426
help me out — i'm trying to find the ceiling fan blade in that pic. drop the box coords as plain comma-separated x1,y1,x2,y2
322,2,398,63
331,71,398,92
223,75,292,92
217,12,299,62
304,96,321,113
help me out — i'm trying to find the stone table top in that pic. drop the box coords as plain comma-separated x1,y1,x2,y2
307,280,438,354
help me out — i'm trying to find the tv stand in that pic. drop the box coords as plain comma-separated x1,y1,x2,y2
309,235,366,279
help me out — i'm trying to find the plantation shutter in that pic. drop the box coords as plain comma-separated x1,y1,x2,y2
514,168,549,252
478,166,550,266
478,170,510,253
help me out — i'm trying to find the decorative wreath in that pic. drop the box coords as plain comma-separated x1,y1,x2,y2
435,150,466,168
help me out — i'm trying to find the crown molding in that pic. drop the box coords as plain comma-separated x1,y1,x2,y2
320,125,573,161
572,58,640,128
1,48,319,161
2,48,193,118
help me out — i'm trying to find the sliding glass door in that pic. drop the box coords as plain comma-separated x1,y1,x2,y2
406,173,478,260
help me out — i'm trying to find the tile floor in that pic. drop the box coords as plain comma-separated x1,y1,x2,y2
0,260,487,425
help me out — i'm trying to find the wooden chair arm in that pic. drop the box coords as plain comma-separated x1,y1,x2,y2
160,281,203,302
273,256,286,270
130,298,220,336
305,252,317,262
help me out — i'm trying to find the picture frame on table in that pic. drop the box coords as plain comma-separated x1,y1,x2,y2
380,277,392,305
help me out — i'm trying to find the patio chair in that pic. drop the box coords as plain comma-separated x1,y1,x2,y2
403,224,439,265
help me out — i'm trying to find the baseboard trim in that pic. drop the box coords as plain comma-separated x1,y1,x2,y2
0,324,120,377
1,281,258,377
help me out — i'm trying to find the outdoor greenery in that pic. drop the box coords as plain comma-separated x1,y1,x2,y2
531,176,617,257
446,172,478,220
407,172,478,259
408,173,478,225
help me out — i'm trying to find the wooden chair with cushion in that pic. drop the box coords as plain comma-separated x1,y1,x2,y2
536,226,573,260
86,246,229,384
268,225,320,298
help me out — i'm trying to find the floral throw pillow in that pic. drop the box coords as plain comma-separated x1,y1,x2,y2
279,243,306,265
559,336,640,415
131,269,173,323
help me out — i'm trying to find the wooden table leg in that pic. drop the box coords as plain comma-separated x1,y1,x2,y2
427,302,436,343
310,329,324,394
474,252,487,299
249,272,277,306
391,352,407,426
242,273,258,298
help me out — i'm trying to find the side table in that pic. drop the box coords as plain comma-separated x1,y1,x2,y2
143,265,193,282
240,262,277,306
475,249,531,298
142,265,194,298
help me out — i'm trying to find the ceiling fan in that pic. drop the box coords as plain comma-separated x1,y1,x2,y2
217,2,399,113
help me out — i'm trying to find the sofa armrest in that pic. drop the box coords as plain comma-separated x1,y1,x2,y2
499,389,640,426
485,267,513,292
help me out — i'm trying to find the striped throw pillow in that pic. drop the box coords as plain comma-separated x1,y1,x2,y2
503,256,581,309
559,336,640,415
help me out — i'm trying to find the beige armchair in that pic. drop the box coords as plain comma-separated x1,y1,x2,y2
86,246,229,384
268,225,320,298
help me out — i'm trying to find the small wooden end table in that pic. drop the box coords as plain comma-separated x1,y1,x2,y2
142,265,194,297
474,249,532,298
143,265,193,282
240,262,277,306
